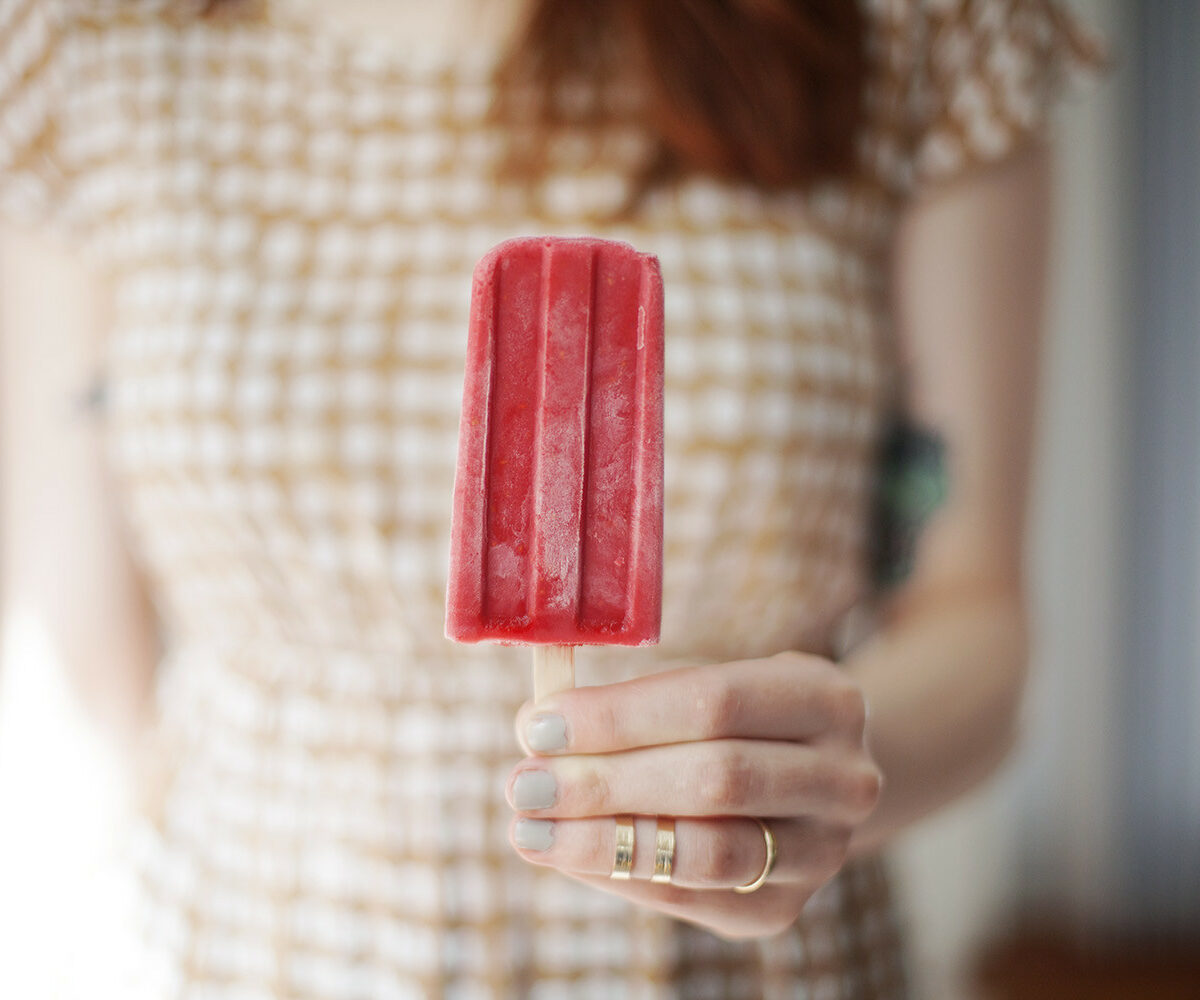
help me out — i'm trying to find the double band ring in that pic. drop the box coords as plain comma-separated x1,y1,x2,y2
610,815,635,879
609,815,777,893
651,817,675,884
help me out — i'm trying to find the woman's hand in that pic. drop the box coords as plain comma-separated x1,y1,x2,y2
505,652,883,941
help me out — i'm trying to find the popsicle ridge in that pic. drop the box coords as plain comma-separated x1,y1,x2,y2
528,240,594,629
622,261,664,638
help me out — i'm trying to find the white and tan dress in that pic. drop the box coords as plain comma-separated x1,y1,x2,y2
0,0,1104,995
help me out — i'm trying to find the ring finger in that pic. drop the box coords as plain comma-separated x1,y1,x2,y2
508,814,848,890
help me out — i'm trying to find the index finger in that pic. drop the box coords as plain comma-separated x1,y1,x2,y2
513,652,865,755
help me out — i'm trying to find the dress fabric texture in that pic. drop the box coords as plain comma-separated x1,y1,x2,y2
0,0,1104,996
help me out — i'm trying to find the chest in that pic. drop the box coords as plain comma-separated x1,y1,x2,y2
77,18,897,656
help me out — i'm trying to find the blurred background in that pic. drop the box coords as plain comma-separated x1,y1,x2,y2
891,1,1200,996
0,0,1196,997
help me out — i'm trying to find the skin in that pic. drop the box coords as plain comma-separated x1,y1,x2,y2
1,2,1052,946
0,231,159,760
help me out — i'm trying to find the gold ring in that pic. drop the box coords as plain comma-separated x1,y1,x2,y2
650,817,675,884
732,818,777,894
610,815,635,880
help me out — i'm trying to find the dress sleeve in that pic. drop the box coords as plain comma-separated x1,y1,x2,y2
899,0,1110,199
0,0,76,229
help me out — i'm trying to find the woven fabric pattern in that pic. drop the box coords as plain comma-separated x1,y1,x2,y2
0,0,1104,995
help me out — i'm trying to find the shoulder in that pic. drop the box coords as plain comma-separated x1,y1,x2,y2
0,0,174,35
0,0,184,236
858,0,1108,201
0,0,188,71
24,1,234,47
863,0,1109,61
861,0,1107,69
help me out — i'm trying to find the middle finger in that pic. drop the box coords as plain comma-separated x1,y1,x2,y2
505,740,879,823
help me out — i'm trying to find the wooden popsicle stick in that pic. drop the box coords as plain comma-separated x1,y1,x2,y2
532,645,575,702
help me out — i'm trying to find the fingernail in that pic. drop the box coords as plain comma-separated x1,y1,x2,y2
512,770,557,810
513,818,554,851
527,713,568,752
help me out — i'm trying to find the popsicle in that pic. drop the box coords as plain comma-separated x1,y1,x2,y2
445,236,664,700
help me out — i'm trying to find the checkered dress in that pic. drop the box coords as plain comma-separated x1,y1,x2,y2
0,0,1104,996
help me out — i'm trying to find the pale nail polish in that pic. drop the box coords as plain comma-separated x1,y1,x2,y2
527,713,567,752
514,818,555,851
513,770,557,810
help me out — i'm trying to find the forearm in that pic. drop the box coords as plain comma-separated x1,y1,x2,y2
841,585,1030,858
1,226,159,751
839,143,1052,859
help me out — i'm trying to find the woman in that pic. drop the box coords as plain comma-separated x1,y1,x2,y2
0,0,1105,995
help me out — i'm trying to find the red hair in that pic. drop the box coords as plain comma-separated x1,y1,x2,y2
195,0,867,195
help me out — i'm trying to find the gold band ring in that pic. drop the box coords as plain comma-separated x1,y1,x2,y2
732,818,777,894
651,817,676,884
610,815,635,880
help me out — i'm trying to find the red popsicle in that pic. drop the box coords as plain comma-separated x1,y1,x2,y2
445,236,664,699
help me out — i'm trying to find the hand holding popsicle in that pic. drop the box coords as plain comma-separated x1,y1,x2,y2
443,238,877,939
446,240,878,936
504,653,883,941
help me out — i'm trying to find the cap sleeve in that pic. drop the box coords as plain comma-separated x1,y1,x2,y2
899,0,1110,199
0,0,76,229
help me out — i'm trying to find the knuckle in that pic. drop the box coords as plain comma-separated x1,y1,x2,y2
694,678,741,739
590,697,621,752
828,677,867,740
575,766,614,814
583,828,615,872
845,761,883,817
804,754,843,804
697,828,744,884
700,748,754,811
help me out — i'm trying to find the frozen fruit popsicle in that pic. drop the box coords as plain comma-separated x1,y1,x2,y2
445,236,664,700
